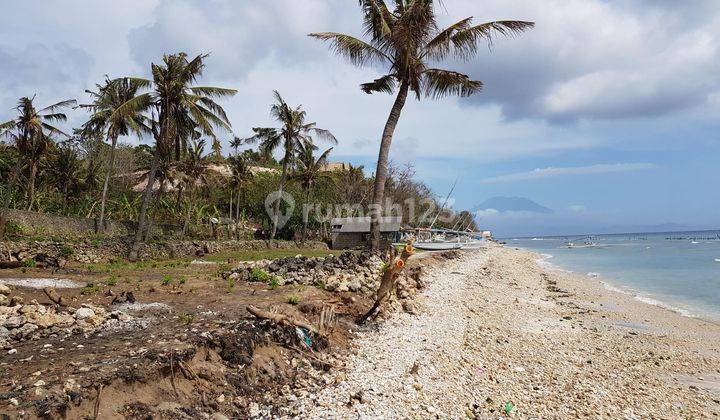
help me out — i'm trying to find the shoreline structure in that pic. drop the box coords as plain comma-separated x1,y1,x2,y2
290,244,720,418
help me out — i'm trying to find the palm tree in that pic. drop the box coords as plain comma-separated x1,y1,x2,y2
0,96,75,237
177,138,211,236
244,91,337,239
113,53,236,260
291,141,333,241
46,140,82,212
310,1,533,249
228,154,252,221
80,77,149,233
229,135,244,156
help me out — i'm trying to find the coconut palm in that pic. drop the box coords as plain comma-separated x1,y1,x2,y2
0,96,75,237
80,77,149,232
291,142,333,241
228,153,252,221
113,53,236,260
310,0,533,249
177,138,211,236
46,140,83,212
229,135,244,156
244,91,337,239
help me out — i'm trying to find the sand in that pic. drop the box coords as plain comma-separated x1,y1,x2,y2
289,244,720,419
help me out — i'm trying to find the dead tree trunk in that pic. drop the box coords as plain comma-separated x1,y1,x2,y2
358,241,414,324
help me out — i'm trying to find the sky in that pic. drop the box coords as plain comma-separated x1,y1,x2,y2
1,0,719,237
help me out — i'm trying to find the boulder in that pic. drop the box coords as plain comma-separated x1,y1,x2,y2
0,284,10,295
4,315,26,329
74,308,95,320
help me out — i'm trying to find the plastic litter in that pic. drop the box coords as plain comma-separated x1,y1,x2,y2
296,327,312,348
504,401,514,414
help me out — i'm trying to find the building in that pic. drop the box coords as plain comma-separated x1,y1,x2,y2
330,216,402,249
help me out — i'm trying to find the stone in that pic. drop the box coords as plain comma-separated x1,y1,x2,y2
210,413,230,420
74,308,95,320
4,315,26,329
0,284,10,295
347,280,362,292
34,380,46,387
0,294,8,306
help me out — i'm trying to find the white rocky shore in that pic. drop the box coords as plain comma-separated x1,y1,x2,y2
287,245,720,419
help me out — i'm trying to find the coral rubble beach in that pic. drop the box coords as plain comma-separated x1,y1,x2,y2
289,244,720,419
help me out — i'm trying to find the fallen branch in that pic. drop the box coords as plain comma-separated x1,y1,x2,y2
43,287,65,306
246,305,320,336
0,261,22,269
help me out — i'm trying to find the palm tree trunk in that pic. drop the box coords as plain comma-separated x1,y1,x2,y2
128,156,159,261
302,188,310,242
26,160,38,211
182,188,194,237
236,188,240,220
97,134,118,233
270,160,289,239
144,180,165,242
370,82,409,250
229,189,233,220
0,162,23,239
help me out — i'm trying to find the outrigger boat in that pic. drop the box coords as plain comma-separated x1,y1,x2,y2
393,227,487,251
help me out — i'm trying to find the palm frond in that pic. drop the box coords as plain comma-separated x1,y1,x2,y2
428,20,534,60
421,68,482,99
360,74,397,94
310,128,338,145
38,99,77,114
190,86,238,98
308,32,391,66
108,93,153,124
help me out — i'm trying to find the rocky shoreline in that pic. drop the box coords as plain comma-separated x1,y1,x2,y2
284,244,720,419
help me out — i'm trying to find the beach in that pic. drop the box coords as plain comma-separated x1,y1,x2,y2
288,244,720,419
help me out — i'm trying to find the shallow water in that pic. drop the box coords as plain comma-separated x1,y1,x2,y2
508,230,720,321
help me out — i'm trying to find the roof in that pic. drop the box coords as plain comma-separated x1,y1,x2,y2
330,217,402,233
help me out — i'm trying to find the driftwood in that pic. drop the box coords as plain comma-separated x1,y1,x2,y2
43,287,65,306
0,261,22,269
246,305,321,336
358,241,415,324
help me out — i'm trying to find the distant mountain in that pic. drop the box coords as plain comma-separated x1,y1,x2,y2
472,196,553,214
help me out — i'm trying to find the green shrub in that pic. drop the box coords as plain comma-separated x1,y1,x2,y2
5,221,24,237
226,278,236,293
59,246,74,258
250,268,271,283
287,295,300,305
81,282,101,294
179,313,194,324
107,275,118,286
23,259,37,268
161,275,173,287
268,277,280,290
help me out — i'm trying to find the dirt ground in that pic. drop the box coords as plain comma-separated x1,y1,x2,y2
0,247,372,419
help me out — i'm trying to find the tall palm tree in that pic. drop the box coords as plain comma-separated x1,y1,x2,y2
80,77,149,233
228,153,252,221
244,91,337,239
291,142,333,241
229,135,244,156
113,53,236,260
0,96,75,237
177,138,211,236
310,0,533,249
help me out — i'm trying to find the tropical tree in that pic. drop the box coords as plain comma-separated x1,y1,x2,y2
113,53,236,260
0,96,75,237
46,140,83,212
229,135,244,156
244,91,337,239
310,0,533,249
177,138,211,235
80,77,149,232
291,142,333,241
228,154,252,221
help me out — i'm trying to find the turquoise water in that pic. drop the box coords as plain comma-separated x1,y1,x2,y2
506,231,720,321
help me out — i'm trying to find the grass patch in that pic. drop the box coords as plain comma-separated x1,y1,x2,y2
81,282,102,294
287,295,300,305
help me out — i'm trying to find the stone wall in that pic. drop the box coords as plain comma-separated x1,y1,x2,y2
4,209,135,237
0,238,329,264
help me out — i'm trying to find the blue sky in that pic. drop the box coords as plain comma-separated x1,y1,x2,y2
1,0,719,236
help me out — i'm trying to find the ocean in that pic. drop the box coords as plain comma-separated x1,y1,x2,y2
506,230,720,321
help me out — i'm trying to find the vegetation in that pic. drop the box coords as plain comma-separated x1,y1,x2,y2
0,2,511,249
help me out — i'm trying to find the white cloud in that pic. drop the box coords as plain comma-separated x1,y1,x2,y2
480,163,658,184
